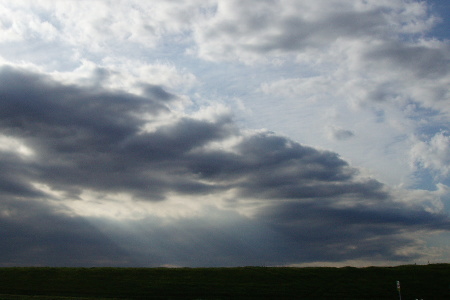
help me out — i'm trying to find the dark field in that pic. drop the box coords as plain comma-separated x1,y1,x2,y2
0,264,449,299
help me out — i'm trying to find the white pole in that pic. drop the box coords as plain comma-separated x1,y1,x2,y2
396,281,402,300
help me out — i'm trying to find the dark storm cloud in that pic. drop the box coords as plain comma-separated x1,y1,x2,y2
0,67,235,200
0,66,449,266
187,132,387,201
85,199,450,266
0,66,373,202
255,200,450,263
0,198,133,267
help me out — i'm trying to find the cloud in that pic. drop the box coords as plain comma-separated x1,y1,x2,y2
0,66,366,202
356,39,450,113
0,1,207,48
327,127,355,141
411,131,450,178
191,0,436,63
0,1,214,73
0,0,450,267
0,66,449,266
0,67,378,203
231,0,449,189
0,66,227,200
255,198,449,263
0,197,133,267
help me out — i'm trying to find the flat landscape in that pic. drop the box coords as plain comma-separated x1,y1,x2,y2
0,264,448,299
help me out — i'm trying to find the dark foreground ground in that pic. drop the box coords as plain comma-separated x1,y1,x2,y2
0,264,448,299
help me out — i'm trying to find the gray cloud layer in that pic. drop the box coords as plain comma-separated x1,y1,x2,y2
0,66,449,266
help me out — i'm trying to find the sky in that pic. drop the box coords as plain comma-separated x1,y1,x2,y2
0,0,449,267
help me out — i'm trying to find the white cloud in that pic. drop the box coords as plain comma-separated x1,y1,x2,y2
0,0,208,48
0,3,58,42
411,131,450,178
0,0,215,71
0,134,35,158
260,76,335,103
51,58,197,96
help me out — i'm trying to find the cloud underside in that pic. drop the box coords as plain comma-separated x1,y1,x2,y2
0,67,448,266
